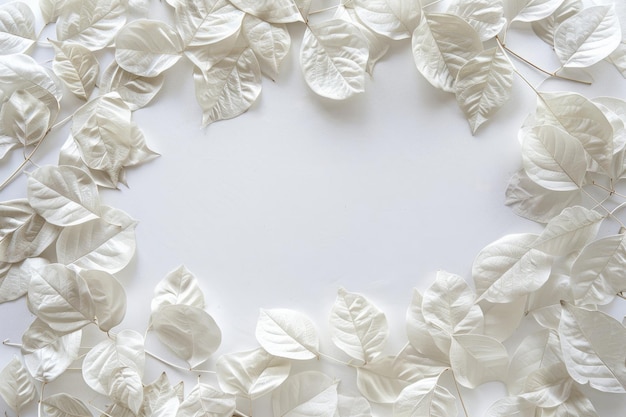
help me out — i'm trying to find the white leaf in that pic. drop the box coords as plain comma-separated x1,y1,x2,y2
42,393,92,417
0,257,48,303
540,386,599,417
520,363,572,407
405,289,449,363
0,135,19,160
554,5,622,68
451,0,506,41
256,308,319,360
28,264,95,333
143,373,180,417
228,0,308,23
0,2,35,54
51,40,99,100
532,206,603,256
39,0,72,24
115,19,183,77
100,60,165,110
450,334,509,388
81,269,126,332
334,394,371,417
22,318,81,383
559,302,626,393
242,14,290,79
455,46,514,133
609,41,626,78
484,396,537,417
151,265,205,314
56,205,137,273
521,125,587,191
184,33,240,70
125,121,159,167
473,233,551,303
27,165,101,227
272,371,338,417
329,287,388,364
0,356,37,412
0,199,60,263
300,19,368,100
393,376,457,417
1,89,51,146
56,0,126,50
82,329,145,396
352,0,421,40
194,45,261,125
108,367,144,415
175,0,244,47
510,0,563,23
152,304,221,368
177,383,235,417
531,0,583,46
216,347,290,399
356,355,419,403
480,297,527,342
412,13,483,92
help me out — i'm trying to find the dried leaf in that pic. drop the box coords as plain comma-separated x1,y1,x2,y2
142,373,180,417
272,372,338,417
108,366,144,414
175,0,244,47
81,269,126,332
0,2,35,55
393,376,457,417
42,393,92,417
0,356,37,413
100,60,165,110
51,40,99,100
352,0,421,40
532,206,603,256
255,308,319,360
56,0,126,50
177,383,235,417
151,265,205,314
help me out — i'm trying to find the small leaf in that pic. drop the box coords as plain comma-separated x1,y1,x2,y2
531,0,583,46
151,265,205,314
0,356,37,413
108,367,144,415
450,0,506,41
175,0,244,47
81,269,126,332
42,393,92,417
143,373,180,417
51,40,99,100
100,60,165,110
352,0,421,40
510,0,563,23
393,376,457,417
450,334,509,388
177,383,236,417
242,14,290,79
272,372,338,417
532,206,603,256
0,257,48,303
0,2,36,54
228,0,308,23
1,89,51,146
256,308,319,360
56,0,126,50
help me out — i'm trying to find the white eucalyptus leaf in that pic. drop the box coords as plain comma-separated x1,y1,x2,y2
455,47,513,134
352,0,421,40
540,386,599,417
1,89,51,146
42,393,92,417
559,302,626,393
193,46,261,125
329,287,388,364
532,0,582,46
554,5,621,68
142,373,180,417
532,206,603,256
56,205,137,273
510,0,563,23
242,14,290,79
175,0,244,47
151,265,205,314
177,383,235,417
216,347,290,399
450,0,506,41
56,0,126,50
228,0,309,23
0,199,60,263
82,329,145,395
356,355,419,403
28,264,95,333
520,363,572,408
272,371,338,417
449,333,509,388
81,269,126,332
0,2,35,55
300,19,368,100
51,40,99,100
480,296,527,342
0,356,37,413
100,60,165,110
0,257,48,303
115,19,183,77
334,394,371,417
22,318,81,383
405,289,449,363
255,308,319,360
27,165,101,227
412,13,483,93
484,396,537,417
151,305,221,368
393,376,457,417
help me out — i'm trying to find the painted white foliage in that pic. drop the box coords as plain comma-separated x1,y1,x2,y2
352,0,421,40
0,89,50,147
0,257,47,303
177,383,236,417
335,394,371,417
449,333,509,388
228,0,309,24
42,393,92,417
356,354,420,403
242,14,290,79
405,289,449,363
393,376,457,417
532,206,603,256
0,2,36,54
256,308,319,360
450,0,506,41
175,0,244,47
100,60,165,111
272,371,338,417
532,0,583,46
81,269,126,332
0,356,37,413
520,362,573,407
142,373,180,417
51,40,99,100
510,0,564,23
56,0,126,50
151,265,205,314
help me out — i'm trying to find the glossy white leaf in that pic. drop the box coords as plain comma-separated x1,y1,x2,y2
451,0,505,41
100,60,165,110
532,0,582,45
51,40,99,100
107,366,144,414
609,41,626,78
541,387,599,417
81,269,126,332
82,329,145,395
272,371,338,417
554,5,621,68
455,47,514,134
1,89,51,146
152,304,221,368
143,373,180,417
300,19,368,100
242,14,290,79
396,344,449,379
335,394,371,417
405,289,449,363
559,302,626,393
532,206,603,256
484,396,537,417
450,333,509,388
42,393,92,417
39,0,72,24
507,328,561,394
0,135,19,160
520,362,572,407
56,0,126,50
256,308,319,360
0,356,37,412
151,265,205,314
356,354,419,403
329,287,388,364
22,318,81,382
0,2,35,54
412,13,483,92
228,0,308,23
480,296,527,342
184,32,240,70
56,205,137,273
175,0,244,47
28,264,95,333
194,46,261,125
177,383,235,417
393,376,457,417
115,19,183,77
510,0,563,23
0,257,47,303
352,0,421,40
216,347,290,399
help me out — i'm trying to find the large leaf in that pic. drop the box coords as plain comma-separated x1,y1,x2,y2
56,0,126,50
300,19,368,100
0,257,48,303
329,287,388,364
0,356,37,413
177,383,235,417
393,376,457,417
42,393,92,417
256,308,319,360
228,0,308,23
1,89,51,146
100,60,165,111
520,363,572,407
272,372,338,417
554,5,622,68
450,0,505,41
352,0,421,40
151,265,205,314
0,2,36,54
51,40,99,100
532,206,603,256
81,269,126,332
175,0,244,47
242,14,290,79
449,334,509,388
405,289,449,363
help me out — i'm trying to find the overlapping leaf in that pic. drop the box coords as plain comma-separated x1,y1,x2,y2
0,257,47,303
175,0,244,47
256,308,319,360
532,0,583,45
393,375,457,417
56,0,126,50
532,206,603,256
151,265,205,314
42,393,92,417
0,2,35,55
51,40,99,100
242,14,290,79
81,269,126,332
272,372,338,417
352,0,421,40
0,356,37,413
177,383,235,417
228,0,309,23
100,61,165,110
450,0,506,41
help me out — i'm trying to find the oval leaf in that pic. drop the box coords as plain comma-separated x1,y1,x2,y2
1,89,51,146
0,2,36,54
42,393,92,417
151,265,205,314
100,60,165,111
532,206,603,256
51,40,99,100
393,376,457,417
56,0,126,50
451,0,506,41
0,257,48,303
352,0,421,40
81,269,126,332
450,334,509,389
256,308,319,360
272,372,338,417
177,383,236,417
242,14,290,79
0,356,37,412
175,0,244,47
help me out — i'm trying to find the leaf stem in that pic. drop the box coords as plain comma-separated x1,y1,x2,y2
452,372,470,417
591,180,626,199
144,350,216,374
2,339,21,349
582,187,626,229
617,292,626,300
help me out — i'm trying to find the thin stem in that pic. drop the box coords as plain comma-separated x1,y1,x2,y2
452,372,470,417
591,180,626,199
38,383,46,417
2,340,21,349
318,351,358,367
582,187,626,230
145,350,216,374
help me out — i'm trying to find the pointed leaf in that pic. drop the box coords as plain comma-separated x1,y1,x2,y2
81,269,126,332
0,257,48,303
405,289,449,362
532,206,603,256
540,387,599,417
143,373,180,417
42,393,92,417
272,372,338,417
177,383,235,417
1,89,51,146
100,60,165,111
393,376,457,417
56,0,126,50
520,363,572,407
228,0,308,23
0,2,35,54
352,0,421,40
107,366,143,414
451,0,506,41
39,0,72,24
175,0,244,47
450,334,508,388
242,14,290,79
256,308,319,360
356,355,420,403
0,356,37,412
151,265,205,314
511,0,563,23
532,0,583,46
51,40,99,100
